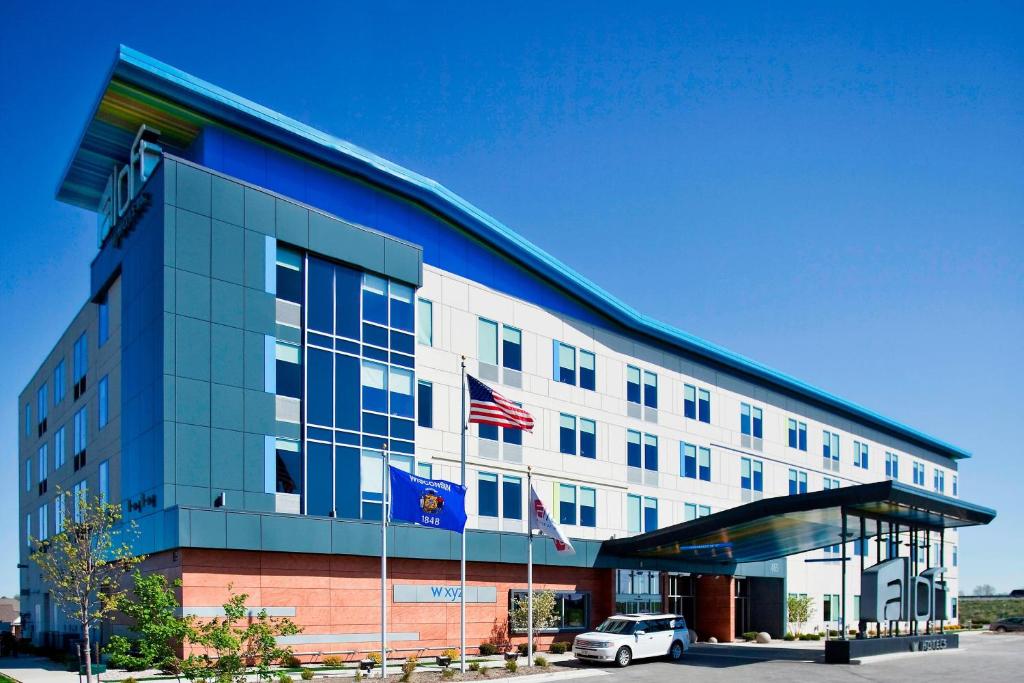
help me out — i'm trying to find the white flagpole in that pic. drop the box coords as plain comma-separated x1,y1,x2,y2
459,357,467,674
527,467,534,665
381,451,389,679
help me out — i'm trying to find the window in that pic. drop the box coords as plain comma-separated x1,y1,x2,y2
55,494,65,533
951,597,958,618
740,403,763,438
680,443,711,482
643,497,658,531
503,475,522,520
275,342,302,399
276,246,303,305
788,419,807,451
626,365,641,404
478,472,499,517
98,376,109,428
559,414,576,455
579,418,596,459
502,326,522,371
788,468,808,495
38,504,48,542
478,319,498,365
699,504,711,517
361,360,387,413
360,450,384,520
416,462,433,479
934,469,945,494
73,407,87,457
953,545,958,567
740,457,763,492
24,403,30,437
99,460,109,505
684,385,696,419
643,371,658,408
953,475,958,497
627,430,641,468
684,503,697,521
913,461,926,486
853,539,868,556
510,590,590,631
54,359,66,404
627,494,641,533
885,452,899,479
823,476,840,490
73,332,88,390
417,380,433,428
698,388,711,423
580,487,596,527
416,299,433,346
54,426,65,468
823,430,840,469
559,484,577,525
25,457,31,492
388,282,414,332
644,434,658,472
555,341,576,384
38,445,48,486
388,367,414,418
25,513,31,548
275,439,302,494
853,440,869,469
72,480,87,522
98,299,109,346
37,383,48,432
579,350,596,391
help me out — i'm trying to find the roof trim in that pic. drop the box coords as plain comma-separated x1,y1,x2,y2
56,45,970,460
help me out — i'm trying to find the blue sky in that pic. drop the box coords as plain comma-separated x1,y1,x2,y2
0,1,1020,595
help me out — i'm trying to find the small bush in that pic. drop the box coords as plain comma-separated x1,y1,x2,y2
321,655,344,667
478,642,497,656
783,632,796,641
278,672,292,683
400,656,418,682
283,654,302,668
534,655,549,668
798,633,822,641
300,669,314,681
442,648,460,661
827,629,840,637
516,642,537,656
468,662,481,672
548,641,568,654
742,631,758,642
504,659,518,673
354,670,362,682
368,652,382,666
441,669,455,680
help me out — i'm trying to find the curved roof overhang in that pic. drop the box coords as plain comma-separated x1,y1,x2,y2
56,45,971,461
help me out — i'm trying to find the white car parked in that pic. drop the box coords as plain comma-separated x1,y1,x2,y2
572,613,690,667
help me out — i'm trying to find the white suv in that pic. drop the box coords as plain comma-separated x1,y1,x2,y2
573,613,690,667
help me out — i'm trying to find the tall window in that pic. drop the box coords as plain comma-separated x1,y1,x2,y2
559,414,577,455
698,388,711,423
503,475,522,520
38,444,48,485
275,438,302,495
579,350,596,391
740,403,763,438
853,440,869,469
54,359,66,404
478,472,499,517
680,443,711,481
643,497,658,531
481,319,522,372
417,299,433,346
54,426,65,468
913,461,926,486
275,342,302,399
73,407,87,458
643,371,658,409
24,403,30,436
952,475,958,497
559,484,577,525
626,365,641,404
98,299,109,346
98,376,109,428
885,452,899,479
276,246,303,304
788,468,808,494
823,430,840,469
73,331,88,395
38,505,48,542
643,434,658,472
72,480,87,522
788,419,807,451
627,494,641,533
37,383,48,433
25,457,31,492
684,384,697,419
478,319,498,366
554,341,576,384
741,457,763,492
933,469,945,494
502,326,522,371
558,415,595,458
55,494,65,533
579,418,596,459
417,380,433,428
626,430,641,468
580,487,596,527
99,460,110,505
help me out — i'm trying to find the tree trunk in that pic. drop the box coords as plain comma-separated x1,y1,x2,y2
82,620,92,683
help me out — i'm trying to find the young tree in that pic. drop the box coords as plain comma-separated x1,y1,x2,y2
787,594,815,635
508,590,557,637
30,489,142,683
182,589,302,683
106,570,192,672
973,584,996,596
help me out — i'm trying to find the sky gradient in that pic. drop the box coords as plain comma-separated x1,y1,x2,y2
0,1,1021,595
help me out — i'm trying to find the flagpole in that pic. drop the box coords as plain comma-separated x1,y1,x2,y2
527,466,534,666
459,356,467,674
381,451,389,679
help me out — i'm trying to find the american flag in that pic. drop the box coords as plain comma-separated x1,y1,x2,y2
467,375,535,431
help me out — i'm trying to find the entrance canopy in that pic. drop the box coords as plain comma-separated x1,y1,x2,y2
602,480,995,564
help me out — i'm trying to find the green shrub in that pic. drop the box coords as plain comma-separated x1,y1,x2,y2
278,672,292,683
534,655,549,668
783,632,796,641
322,655,344,667
548,641,568,654
468,662,481,672
504,659,518,673
300,668,314,680
827,629,840,637
478,642,498,656
400,656,418,682
742,631,758,642
441,669,455,680
516,642,537,656
354,670,362,682
798,633,822,641
283,654,302,668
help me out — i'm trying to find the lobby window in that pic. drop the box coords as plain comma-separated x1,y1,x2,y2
276,342,302,399
580,487,596,527
98,376,109,429
98,299,109,347
73,331,88,397
503,475,522,520
626,365,641,404
510,590,590,631
740,457,763,492
54,426,65,468
643,371,658,409
275,438,302,495
478,471,499,518
37,384,48,434
788,419,807,451
885,452,899,479
99,460,109,505
913,461,926,486
680,443,711,482
934,469,945,494
627,430,641,468
276,246,303,305
554,341,576,384
788,469,808,495
643,496,658,531
54,359,66,404
627,494,641,533
417,380,433,428
559,484,577,525
579,350,596,391
953,475,958,497
740,403,763,438
853,440,869,469
644,434,658,472
416,299,432,346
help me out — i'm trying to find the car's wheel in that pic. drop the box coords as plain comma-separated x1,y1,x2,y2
669,640,685,661
614,646,632,667
995,626,1007,633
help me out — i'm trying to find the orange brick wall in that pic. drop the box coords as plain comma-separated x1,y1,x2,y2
147,549,615,659
695,574,735,642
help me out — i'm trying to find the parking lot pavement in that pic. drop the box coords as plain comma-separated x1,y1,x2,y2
581,632,1024,683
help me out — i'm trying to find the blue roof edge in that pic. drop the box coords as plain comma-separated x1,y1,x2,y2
65,45,970,461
